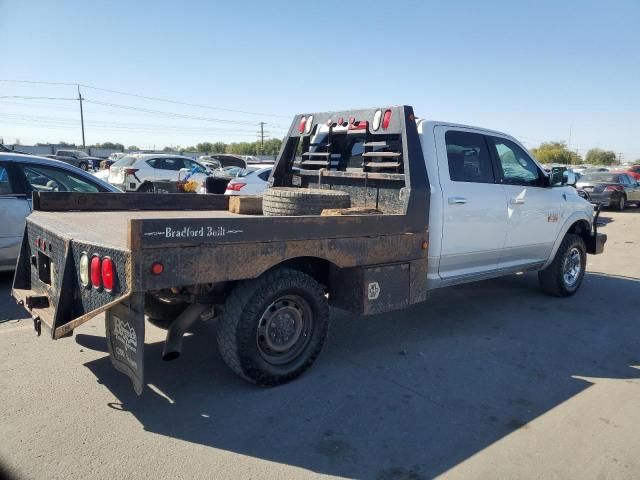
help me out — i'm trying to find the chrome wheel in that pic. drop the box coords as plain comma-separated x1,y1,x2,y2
256,295,313,365
563,247,582,287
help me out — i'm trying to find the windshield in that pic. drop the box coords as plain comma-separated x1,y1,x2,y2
581,173,619,183
112,155,139,167
71,150,89,158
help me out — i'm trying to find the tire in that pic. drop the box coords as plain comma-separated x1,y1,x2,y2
262,187,350,216
144,293,189,330
78,162,88,171
616,194,626,211
538,233,587,297
216,268,330,385
137,183,154,193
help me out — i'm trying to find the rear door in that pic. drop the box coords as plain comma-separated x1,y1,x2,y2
435,127,509,279
156,157,186,181
488,136,563,267
0,162,31,271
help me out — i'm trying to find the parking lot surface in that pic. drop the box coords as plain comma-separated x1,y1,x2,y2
1,210,639,480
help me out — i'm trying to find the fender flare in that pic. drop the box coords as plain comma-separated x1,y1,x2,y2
541,210,592,269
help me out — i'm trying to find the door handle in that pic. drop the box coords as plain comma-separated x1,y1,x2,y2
510,197,525,205
448,197,467,205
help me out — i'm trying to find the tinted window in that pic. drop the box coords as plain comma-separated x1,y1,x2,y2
184,159,206,173
491,138,541,186
445,131,494,183
21,164,102,193
0,164,14,194
258,169,272,181
163,158,186,170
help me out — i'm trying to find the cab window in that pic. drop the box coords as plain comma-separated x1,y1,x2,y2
0,164,15,194
21,164,101,193
490,137,542,186
445,131,495,183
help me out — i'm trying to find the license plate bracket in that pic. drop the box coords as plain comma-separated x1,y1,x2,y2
105,294,145,395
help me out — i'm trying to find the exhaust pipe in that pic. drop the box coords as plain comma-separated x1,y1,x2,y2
162,303,210,361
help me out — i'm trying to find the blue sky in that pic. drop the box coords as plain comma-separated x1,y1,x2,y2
0,0,638,159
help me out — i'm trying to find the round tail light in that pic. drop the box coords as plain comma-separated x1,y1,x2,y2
101,257,115,292
90,255,102,289
79,253,90,287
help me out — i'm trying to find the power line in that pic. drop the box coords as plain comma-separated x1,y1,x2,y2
0,95,76,101
0,78,291,119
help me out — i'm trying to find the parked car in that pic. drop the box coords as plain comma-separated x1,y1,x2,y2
0,152,118,272
11,105,606,394
225,165,273,195
199,154,246,170
108,154,212,192
617,165,640,181
51,150,102,171
576,172,640,210
108,152,126,163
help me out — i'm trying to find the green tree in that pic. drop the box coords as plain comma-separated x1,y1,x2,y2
93,142,124,150
262,138,283,156
212,142,226,153
585,148,617,166
127,145,139,151
530,142,581,165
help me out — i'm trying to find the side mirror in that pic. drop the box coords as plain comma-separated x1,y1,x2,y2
550,166,566,186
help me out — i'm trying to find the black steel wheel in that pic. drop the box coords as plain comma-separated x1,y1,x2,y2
217,268,329,385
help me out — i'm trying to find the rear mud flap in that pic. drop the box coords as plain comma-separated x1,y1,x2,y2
105,294,145,395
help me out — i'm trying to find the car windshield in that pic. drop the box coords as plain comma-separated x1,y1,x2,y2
112,155,139,167
581,173,619,183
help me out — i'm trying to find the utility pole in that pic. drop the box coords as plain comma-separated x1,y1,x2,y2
618,152,623,165
259,122,266,149
77,85,86,148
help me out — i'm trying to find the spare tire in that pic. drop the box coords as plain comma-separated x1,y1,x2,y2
263,187,350,216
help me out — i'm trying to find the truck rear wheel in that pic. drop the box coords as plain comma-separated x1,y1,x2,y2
216,268,329,385
262,187,350,216
538,233,586,297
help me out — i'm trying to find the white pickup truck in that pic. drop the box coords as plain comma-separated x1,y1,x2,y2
12,105,605,394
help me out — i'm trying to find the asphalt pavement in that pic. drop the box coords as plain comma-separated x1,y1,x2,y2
1,210,639,480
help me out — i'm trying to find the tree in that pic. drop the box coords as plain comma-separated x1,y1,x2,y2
530,141,581,165
585,148,617,166
212,142,226,153
127,145,139,151
196,142,214,153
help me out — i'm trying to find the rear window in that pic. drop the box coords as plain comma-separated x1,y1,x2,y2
581,173,619,183
112,155,139,167
236,167,260,178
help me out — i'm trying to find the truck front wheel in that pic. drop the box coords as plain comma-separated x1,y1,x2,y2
538,233,586,297
216,268,329,385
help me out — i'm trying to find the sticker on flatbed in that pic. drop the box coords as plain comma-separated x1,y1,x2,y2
106,301,145,395
368,281,381,300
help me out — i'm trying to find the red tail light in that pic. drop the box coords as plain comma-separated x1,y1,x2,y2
101,257,115,292
226,182,246,191
298,116,307,133
382,109,392,129
348,120,369,131
151,262,164,275
124,168,139,175
604,185,624,192
90,256,102,289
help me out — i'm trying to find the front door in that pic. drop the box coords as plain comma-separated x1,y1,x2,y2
435,127,509,280
488,136,564,268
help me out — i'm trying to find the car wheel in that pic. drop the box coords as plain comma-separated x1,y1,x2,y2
262,187,350,216
617,194,626,211
216,267,330,385
538,233,587,297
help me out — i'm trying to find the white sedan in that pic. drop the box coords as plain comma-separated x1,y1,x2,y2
225,166,272,196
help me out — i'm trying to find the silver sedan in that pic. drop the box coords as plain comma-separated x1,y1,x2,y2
0,152,119,272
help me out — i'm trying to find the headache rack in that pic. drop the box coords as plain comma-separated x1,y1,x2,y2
271,105,429,217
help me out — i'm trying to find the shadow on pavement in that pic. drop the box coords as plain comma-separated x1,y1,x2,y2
77,271,640,479
0,272,25,323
